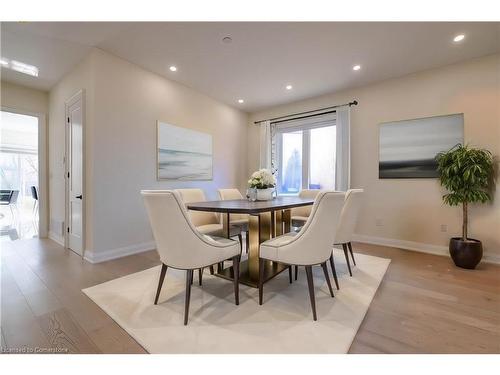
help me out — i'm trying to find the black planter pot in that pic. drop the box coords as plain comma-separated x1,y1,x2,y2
449,237,483,269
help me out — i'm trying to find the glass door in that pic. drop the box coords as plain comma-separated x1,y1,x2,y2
0,110,39,241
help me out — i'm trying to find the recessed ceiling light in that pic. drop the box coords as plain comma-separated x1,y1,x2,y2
1,58,38,77
169,66,177,72
453,34,465,42
353,65,361,71
238,99,244,104
222,36,233,44
286,85,293,90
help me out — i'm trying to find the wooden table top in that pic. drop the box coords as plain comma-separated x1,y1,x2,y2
186,196,315,214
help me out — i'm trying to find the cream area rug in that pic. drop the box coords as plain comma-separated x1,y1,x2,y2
83,251,390,353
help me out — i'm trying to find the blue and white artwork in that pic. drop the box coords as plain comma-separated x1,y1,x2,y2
157,121,212,180
379,114,463,178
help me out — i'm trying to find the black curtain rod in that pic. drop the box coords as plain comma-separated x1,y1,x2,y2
253,100,358,125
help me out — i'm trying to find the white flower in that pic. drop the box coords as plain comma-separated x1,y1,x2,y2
248,169,276,188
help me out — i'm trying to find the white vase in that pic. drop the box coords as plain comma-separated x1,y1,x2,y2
256,188,275,201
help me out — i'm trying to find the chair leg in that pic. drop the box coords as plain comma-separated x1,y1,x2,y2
209,265,214,275
348,242,356,266
305,266,317,321
233,255,240,305
321,262,334,298
288,266,293,284
245,231,249,253
237,233,243,253
184,269,193,325
294,265,298,280
198,268,203,286
342,243,353,276
218,261,224,272
329,253,340,290
154,264,168,305
258,258,265,305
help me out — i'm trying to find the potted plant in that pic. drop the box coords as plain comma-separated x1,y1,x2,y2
248,169,277,201
436,144,495,269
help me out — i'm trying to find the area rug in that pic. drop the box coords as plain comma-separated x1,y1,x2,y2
83,251,390,353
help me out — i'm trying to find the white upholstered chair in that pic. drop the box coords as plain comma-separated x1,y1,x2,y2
259,191,345,321
291,189,334,284
174,189,240,238
217,188,249,252
332,188,364,277
175,188,242,277
290,189,322,228
142,190,241,325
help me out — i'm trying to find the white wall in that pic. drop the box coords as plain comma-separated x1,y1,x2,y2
49,48,249,262
248,54,500,262
48,53,95,246
1,81,49,114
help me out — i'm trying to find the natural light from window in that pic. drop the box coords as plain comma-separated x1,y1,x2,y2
310,126,336,190
277,125,336,195
278,131,302,194
0,111,39,241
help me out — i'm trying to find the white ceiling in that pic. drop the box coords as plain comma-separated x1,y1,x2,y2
1,22,499,112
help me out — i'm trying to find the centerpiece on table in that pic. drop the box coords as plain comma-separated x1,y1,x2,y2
248,169,277,201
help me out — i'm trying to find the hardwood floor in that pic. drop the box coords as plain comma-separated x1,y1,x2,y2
350,243,500,353
1,238,499,353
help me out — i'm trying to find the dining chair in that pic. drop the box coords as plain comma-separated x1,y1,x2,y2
333,189,364,277
142,190,241,325
217,188,249,253
0,190,19,218
175,188,242,280
290,189,321,228
31,186,39,216
291,189,340,289
258,191,345,321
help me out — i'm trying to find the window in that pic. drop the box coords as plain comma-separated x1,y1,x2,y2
275,114,336,195
277,131,303,194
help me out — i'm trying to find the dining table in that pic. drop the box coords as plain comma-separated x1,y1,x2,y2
187,196,315,288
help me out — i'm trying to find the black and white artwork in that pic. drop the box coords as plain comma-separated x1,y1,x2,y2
157,121,213,180
379,114,463,178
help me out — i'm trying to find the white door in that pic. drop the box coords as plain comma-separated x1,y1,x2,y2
66,92,83,255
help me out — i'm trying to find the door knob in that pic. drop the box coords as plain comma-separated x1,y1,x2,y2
76,195,83,199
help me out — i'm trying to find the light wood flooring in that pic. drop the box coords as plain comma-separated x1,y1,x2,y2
1,238,499,353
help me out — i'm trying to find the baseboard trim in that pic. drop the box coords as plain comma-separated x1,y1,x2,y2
71,233,500,265
83,241,156,264
352,234,500,265
48,231,64,246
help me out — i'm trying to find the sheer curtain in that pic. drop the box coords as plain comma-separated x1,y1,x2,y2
259,120,272,170
335,106,351,191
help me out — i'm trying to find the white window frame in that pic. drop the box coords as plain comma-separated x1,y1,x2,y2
273,113,336,195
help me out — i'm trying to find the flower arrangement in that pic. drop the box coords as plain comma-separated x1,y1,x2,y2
248,169,276,189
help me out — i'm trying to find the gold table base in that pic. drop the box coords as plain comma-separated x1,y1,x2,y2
219,208,292,288
215,260,289,288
